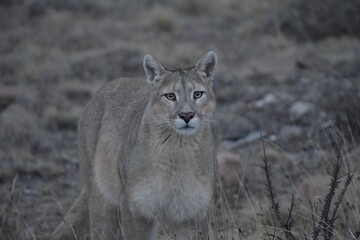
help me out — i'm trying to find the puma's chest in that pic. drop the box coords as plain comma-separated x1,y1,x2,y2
130,174,212,222
129,153,212,222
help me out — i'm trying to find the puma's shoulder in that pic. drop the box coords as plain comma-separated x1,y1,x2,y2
80,77,150,128
96,77,150,104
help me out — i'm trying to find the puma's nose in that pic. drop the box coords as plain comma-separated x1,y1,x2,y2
178,112,195,124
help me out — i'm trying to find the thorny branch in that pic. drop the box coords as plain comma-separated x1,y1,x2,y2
259,136,296,240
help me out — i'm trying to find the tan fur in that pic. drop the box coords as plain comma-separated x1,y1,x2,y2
52,51,219,240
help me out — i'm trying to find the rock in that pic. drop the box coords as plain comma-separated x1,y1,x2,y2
289,101,314,120
254,93,277,108
280,125,303,141
217,151,244,188
216,86,238,103
219,114,252,140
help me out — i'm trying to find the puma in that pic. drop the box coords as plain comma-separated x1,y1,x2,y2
52,51,219,240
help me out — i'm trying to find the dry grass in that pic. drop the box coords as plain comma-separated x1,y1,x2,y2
147,5,177,32
269,0,360,41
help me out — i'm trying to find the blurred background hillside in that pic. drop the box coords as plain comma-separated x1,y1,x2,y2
0,0,360,239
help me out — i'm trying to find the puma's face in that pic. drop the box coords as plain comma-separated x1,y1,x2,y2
150,71,216,135
143,51,217,136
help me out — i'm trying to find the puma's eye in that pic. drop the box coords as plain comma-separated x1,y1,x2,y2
164,93,176,101
193,91,204,99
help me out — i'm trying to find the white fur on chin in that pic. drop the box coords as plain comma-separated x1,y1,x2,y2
174,117,199,135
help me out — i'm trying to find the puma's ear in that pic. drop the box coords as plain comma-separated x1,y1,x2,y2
195,51,217,80
143,54,165,87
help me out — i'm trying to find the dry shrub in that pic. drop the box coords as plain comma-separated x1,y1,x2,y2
259,139,360,239
24,0,117,17
69,47,142,81
270,0,360,41
0,104,42,150
172,0,209,15
320,77,360,141
148,5,176,32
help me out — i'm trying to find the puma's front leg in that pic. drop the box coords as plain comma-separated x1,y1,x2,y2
88,184,121,240
119,196,159,240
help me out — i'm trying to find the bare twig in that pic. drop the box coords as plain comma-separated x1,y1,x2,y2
285,194,294,231
349,229,357,240
308,200,316,233
258,135,296,240
0,173,19,237
312,153,342,240
327,169,355,239
10,174,18,195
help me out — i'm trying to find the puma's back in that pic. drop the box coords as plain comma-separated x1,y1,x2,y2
52,51,219,240
78,78,150,193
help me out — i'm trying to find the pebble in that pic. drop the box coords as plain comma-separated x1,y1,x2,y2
219,114,252,140
255,93,277,108
289,101,314,119
280,125,303,141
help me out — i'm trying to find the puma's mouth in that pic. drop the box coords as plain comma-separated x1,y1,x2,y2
174,117,199,135
177,125,197,135
177,128,197,135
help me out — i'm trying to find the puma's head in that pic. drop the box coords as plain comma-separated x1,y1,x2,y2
143,51,217,136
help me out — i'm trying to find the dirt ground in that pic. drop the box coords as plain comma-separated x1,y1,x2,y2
0,0,360,239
